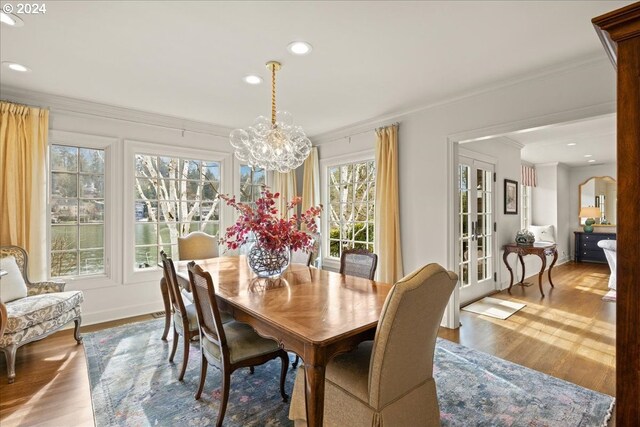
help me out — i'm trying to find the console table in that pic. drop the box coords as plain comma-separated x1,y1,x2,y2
573,231,615,263
502,242,558,297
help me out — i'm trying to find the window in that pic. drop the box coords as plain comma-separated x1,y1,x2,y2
521,184,531,229
50,145,105,277
327,160,375,259
134,155,221,269
239,164,265,203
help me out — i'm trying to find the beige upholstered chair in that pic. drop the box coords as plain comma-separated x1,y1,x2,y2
340,248,378,280
187,262,289,427
0,246,84,383
178,231,219,261
289,263,458,426
290,248,313,266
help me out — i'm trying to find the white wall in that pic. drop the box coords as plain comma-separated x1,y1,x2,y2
459,137,522,289
568,163,617,258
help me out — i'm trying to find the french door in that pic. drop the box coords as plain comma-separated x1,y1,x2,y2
458,155,496,305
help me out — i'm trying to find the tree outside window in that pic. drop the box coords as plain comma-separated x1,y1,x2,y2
134,155,221,269
240,164,265,204
327,160,375,259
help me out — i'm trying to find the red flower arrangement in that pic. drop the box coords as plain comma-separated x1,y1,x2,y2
219,186,322,253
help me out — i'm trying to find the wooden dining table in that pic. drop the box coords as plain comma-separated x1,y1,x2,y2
174,256,392,427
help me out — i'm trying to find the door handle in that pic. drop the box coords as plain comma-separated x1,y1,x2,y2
471,221,476,241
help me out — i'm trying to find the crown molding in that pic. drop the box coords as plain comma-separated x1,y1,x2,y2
0,85,234,137
311,53,611,144
496,136,525,149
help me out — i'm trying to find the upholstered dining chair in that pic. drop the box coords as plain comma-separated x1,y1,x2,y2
340,248,378,280
187,261,289,427
160,250,200,381
289,263,458,426
290,248,313,266
178,231,219,261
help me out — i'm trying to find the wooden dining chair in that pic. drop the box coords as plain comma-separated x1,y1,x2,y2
289,263,458,426
187,261,289,427
178,231,219,261
340,248,378,280
160,250,200,381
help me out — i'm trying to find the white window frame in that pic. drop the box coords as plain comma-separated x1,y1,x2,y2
47,130,119,290
320,150,375,271
123,140,233,285
234,158,270,204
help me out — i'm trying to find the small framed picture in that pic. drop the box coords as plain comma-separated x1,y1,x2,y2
504,179,518,215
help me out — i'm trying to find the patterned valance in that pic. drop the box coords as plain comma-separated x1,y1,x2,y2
521,165,537,187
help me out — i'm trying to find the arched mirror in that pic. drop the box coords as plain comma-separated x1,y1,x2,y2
579,176,616,226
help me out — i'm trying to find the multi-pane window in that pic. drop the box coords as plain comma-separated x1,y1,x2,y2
50,145,105,277
327,160,375,259
134,155,221,269
521,185,531,229
239,165,265,203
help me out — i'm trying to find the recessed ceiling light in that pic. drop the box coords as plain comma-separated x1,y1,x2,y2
567,143,577,146
287,41,313,56
0,12,24,27
243,75,263,85
2,62,31,72
584,154,593,158
588,159,596,163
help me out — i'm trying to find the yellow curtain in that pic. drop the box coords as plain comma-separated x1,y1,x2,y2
374,124,403,283
0,101,49,281
272,170,298,219
301,147,319,228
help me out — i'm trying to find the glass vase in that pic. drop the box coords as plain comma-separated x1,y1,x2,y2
247,242,290,278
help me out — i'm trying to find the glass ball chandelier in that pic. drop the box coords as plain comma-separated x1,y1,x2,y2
230,61,312,173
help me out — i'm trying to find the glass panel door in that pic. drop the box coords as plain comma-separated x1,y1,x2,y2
458,156,496,305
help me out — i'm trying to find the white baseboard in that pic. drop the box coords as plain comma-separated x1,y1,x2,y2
81,300,164,326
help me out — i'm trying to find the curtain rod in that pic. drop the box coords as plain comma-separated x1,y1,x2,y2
0,99,49,111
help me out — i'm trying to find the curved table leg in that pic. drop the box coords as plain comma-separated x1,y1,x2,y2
504,250,514,293
537,253,547,297
160,277,171,341
548,249,558,288
518,254,526,284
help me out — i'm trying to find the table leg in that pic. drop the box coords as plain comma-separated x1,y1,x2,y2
303,362,326,427
504,250,515,293
537,253,547,297
160,277,171,341
548,249,558,287
518,254,526,284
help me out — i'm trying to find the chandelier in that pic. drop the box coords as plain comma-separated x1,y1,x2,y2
230,61,312,173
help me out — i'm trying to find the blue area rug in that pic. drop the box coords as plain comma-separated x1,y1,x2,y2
84,319,614,426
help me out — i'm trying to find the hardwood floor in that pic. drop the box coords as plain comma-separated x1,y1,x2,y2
0,262,615,426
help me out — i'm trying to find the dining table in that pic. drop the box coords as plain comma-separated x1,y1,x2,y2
173,256,392,427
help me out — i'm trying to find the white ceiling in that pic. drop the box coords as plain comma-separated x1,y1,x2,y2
511,114,616,167
0,1,630,137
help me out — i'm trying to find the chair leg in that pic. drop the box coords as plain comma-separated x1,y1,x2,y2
74,317,83,344
216,370,231,427
169,328,179,363
195,353,208,400
279,352,289,402
249,366,255,374
178,334,190,381
292,355,300,369
3,345,17,384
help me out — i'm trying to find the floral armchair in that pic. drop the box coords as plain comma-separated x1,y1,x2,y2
0,246,84,383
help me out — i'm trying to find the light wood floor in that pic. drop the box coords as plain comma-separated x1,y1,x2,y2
0,262,615,427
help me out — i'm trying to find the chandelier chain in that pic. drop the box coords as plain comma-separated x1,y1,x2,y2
271,64,276,125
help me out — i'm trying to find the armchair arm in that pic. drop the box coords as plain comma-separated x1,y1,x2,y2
0,302,6,340
27,280,66,295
